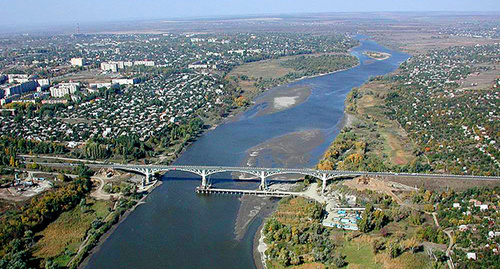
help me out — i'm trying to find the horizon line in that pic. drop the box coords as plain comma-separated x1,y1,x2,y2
2,10,500,28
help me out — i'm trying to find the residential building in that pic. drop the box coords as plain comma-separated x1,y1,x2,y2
101,62,118,72
50,82,80,98
2,80,38,97
70,58,86,67
133,60,155,66
112,78,139,85
7,74,29,84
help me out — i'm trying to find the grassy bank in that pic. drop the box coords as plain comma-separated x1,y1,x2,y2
317,79,420,172
33,199,112,266
228,52,359,99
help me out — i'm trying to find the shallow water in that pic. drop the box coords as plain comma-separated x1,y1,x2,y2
85,36,410,269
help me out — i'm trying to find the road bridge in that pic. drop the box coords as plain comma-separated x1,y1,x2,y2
109,164,349,192
74,163,500,192
25,160,500,192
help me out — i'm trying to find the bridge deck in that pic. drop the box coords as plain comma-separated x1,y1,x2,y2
108,164,500,180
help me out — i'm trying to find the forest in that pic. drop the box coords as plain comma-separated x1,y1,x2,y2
263,197,347,268
280,54,359,75
0,177,92,268
250,54,359,93
0,136,67,169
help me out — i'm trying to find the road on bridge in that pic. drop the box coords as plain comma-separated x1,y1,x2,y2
23,159,500,192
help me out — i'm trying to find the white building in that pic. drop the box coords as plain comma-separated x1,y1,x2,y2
488,231,500,238
2,80,38,98
50,82,80,98
103,127,112,137
188,63,208,69
89,82,112,89
37,79,51,91
70,58,86,67
7,74,29,84
37,79,50,87
133,60,155,67
101,62,118,72
112,78,139,85
466,252,477,260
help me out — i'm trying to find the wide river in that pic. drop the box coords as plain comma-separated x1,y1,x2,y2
86,37,409,269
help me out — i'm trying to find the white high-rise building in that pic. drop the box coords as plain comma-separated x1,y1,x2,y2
50,82,80,98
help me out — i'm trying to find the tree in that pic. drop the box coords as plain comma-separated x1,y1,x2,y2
75,164,93,179
277,248,290,266
290,252,300,265
373,209,388,230
45,258,61,269
372,239,385,254
388,241,402,258
317,160,334,170
359,203,375,233
56,173,68,182
331,252,347,268
0,239,29,269
402,237,420,253
409,211,423,225
23,230,34,248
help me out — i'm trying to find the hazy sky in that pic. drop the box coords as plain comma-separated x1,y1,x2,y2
4,0,500,26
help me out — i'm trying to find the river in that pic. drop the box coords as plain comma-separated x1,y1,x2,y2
85,36,409,269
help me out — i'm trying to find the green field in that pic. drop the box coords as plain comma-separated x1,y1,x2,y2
340,241,382,269
33,199,112,266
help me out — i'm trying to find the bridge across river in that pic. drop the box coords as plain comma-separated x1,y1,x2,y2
96,164,499,192
26,160,500,192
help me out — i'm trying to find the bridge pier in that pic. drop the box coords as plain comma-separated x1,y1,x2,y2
201,170,208,188
142,170,151,186
321,174,327,193
146,170,151,185
259,171,267,190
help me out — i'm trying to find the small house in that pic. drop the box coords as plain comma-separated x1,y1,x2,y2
466,252,477,260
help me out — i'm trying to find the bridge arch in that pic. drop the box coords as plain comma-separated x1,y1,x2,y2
112,165,361,191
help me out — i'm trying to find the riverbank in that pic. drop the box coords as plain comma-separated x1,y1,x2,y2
77,180,162,268
255,222,268,269
320,78,418,173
